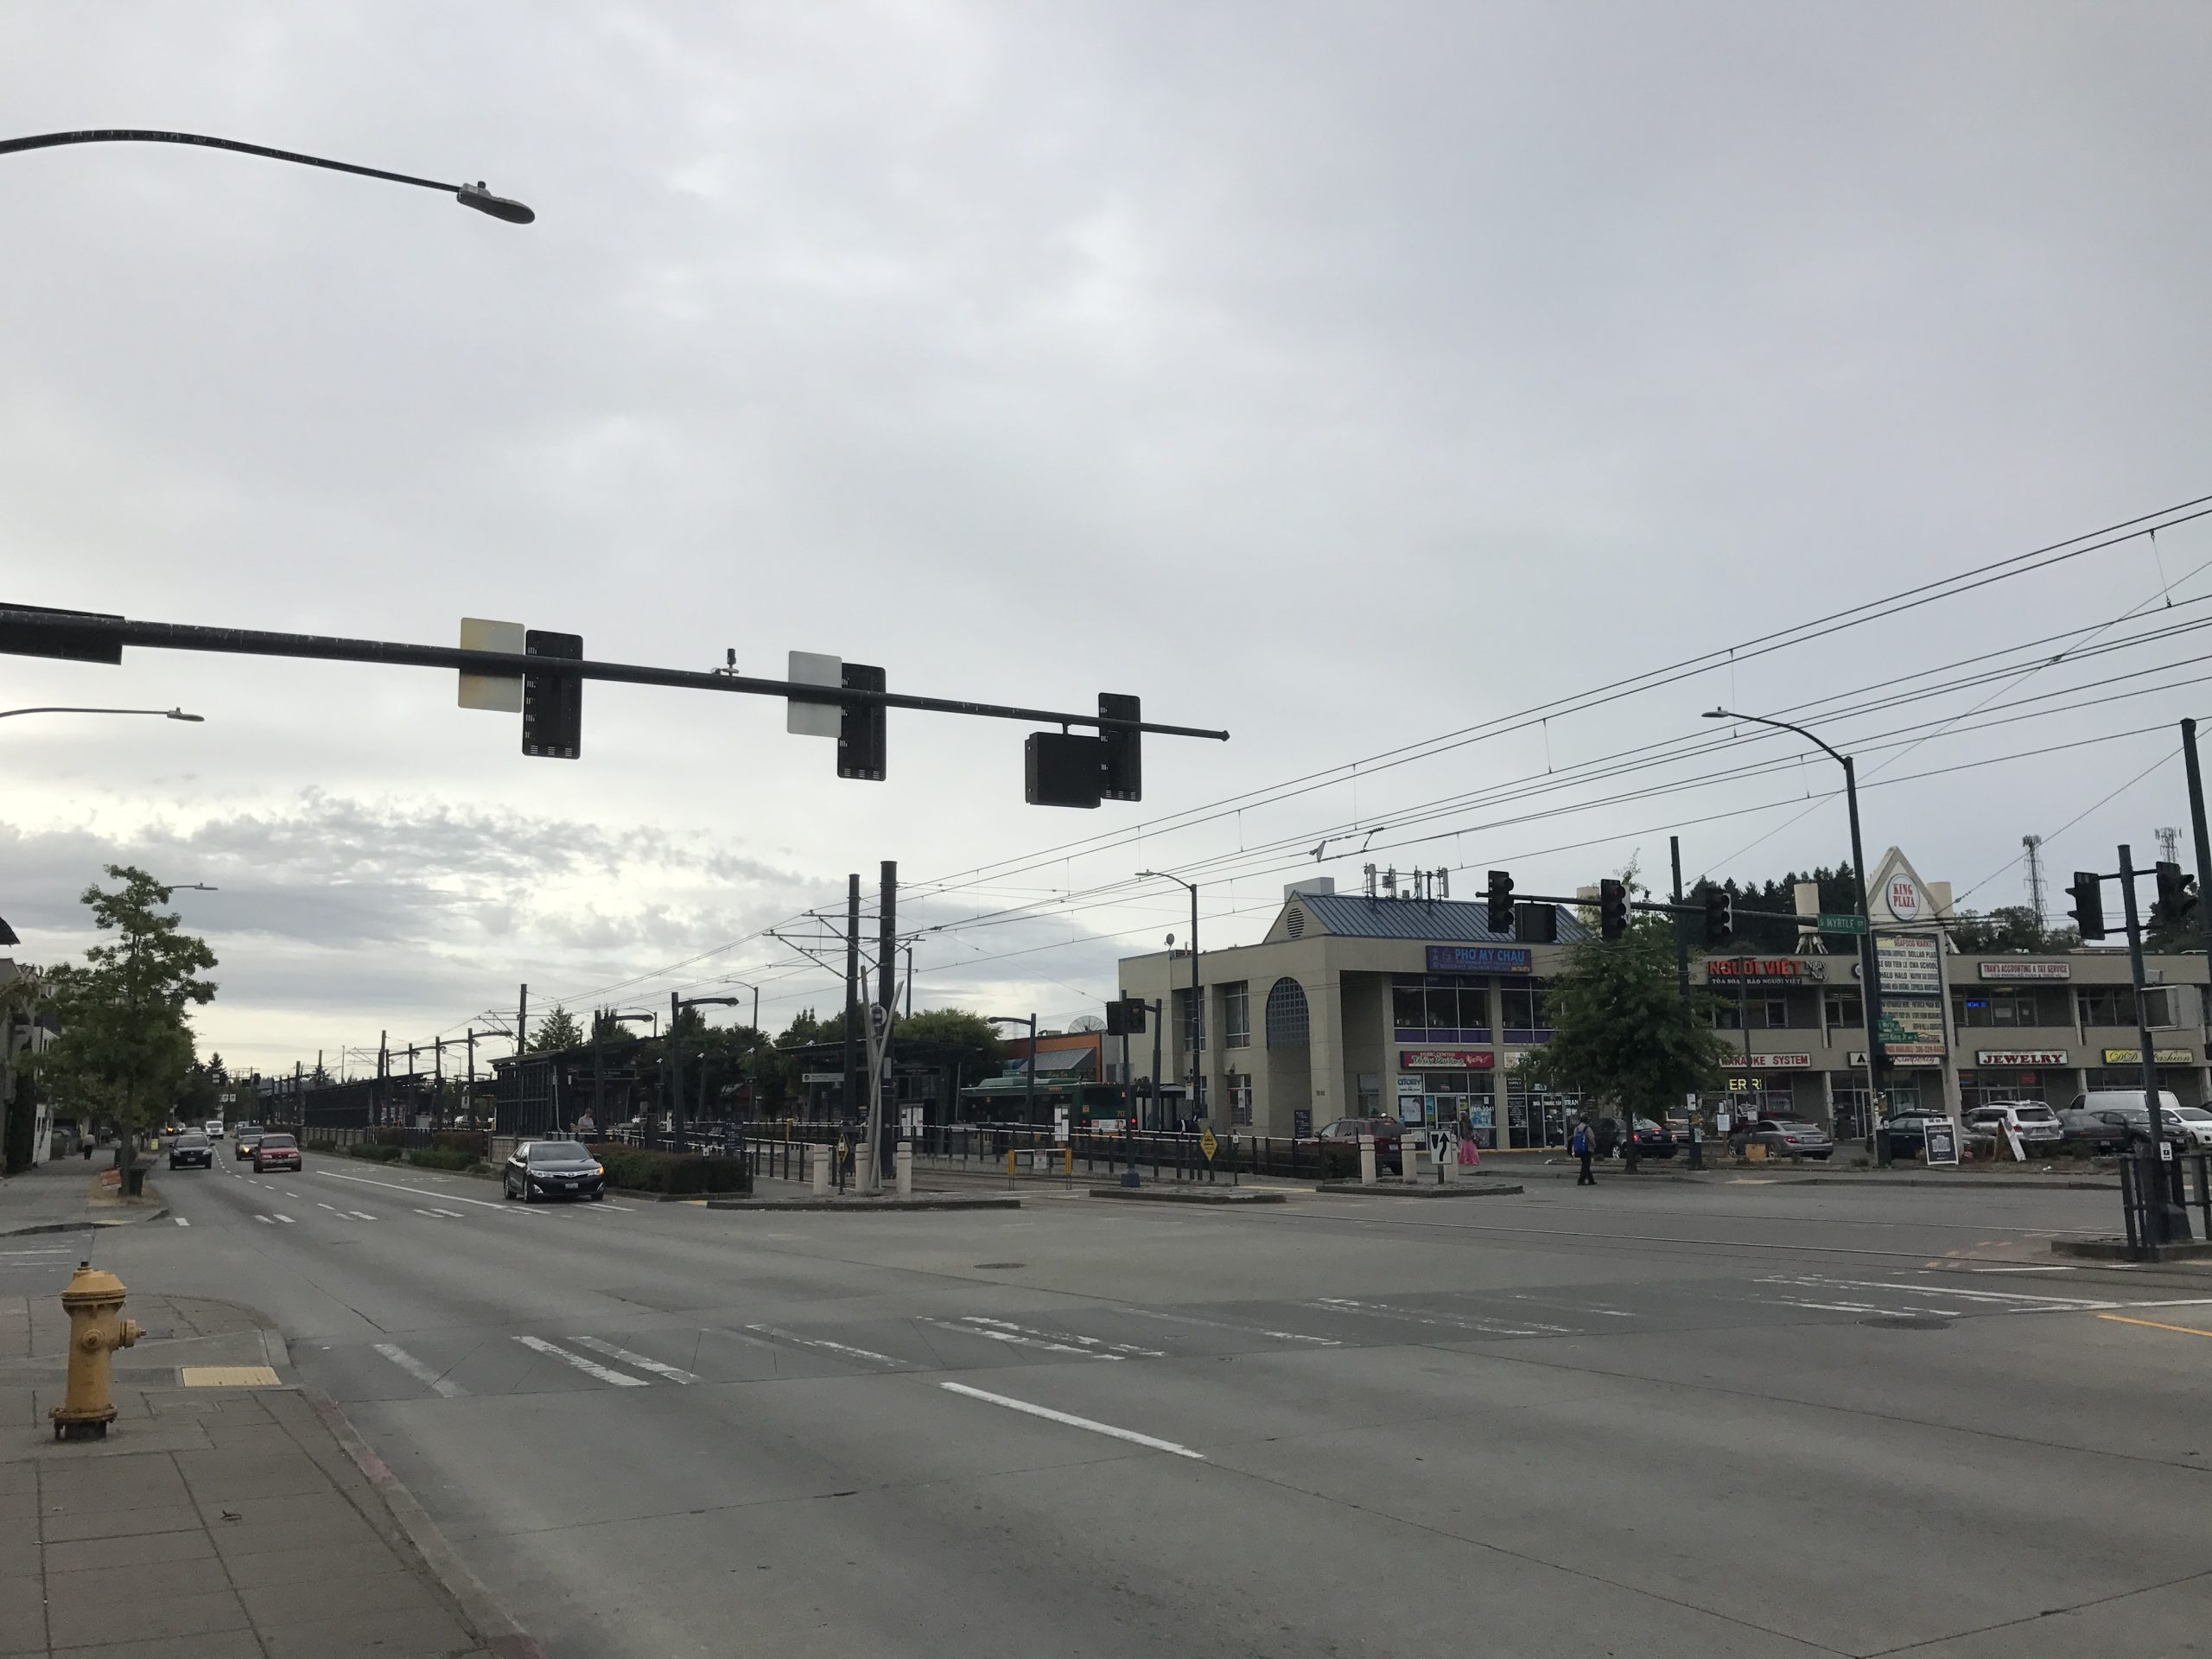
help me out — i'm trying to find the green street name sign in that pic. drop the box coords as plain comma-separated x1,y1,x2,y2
1818,913,1869,935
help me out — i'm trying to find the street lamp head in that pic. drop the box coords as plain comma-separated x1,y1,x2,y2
455,181,535,225
165,709,205,722
1702,709,1732,721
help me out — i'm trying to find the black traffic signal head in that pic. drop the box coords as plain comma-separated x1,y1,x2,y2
1484,869,1515,934
1026,731,1103,808
1599,878,1629,941
521,629,582,759
2067,870,2106,941
1703,886,1734,947
1099,693,1141,801
1105,995,1147,1036
836,663,887,780
2154,860,2197,926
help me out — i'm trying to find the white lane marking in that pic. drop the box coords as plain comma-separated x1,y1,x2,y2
746,1323,909,1370
920,1318,1118,1360
413,1209,439,1217
173,1217,189,1227
1309,1297,1555,1338
284,1192,300,1198
0,1248,73,1256
254,1215,273,1225
1116,1306,1341,1346
599,1202,637,1212
433,1209,467,1219
960,1315,1164,1357
1970,1265,2077,1274
273,1214,295,1224
572,1335,698,1384
513,1333,649,1387
319,1169,506,1209
939,1381,1205,1460
373,1343,467,1397
348,1211,377,1221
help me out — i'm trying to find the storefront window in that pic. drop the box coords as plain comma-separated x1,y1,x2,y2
1953,988,2046,1028
1222,982,1249,1049
1391,975,1491,1039
1500,980,1550,1041
1710,1002,1742,1030
2077,988,2131,1027
1822,991,1863,1029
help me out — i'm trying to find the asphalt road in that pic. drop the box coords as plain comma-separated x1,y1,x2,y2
41,1155,2212,1658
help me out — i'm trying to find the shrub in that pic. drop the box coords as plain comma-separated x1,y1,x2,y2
373,1126,410,1149
585,1143,749,1195
347,1143,404,1163
302,1137,341,1155
433,1130,488,1160
407,1147,476,1172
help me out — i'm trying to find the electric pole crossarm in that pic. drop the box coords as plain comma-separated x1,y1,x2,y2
0,607,1229,741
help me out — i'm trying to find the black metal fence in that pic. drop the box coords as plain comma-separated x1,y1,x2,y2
2118,1149,2212,1254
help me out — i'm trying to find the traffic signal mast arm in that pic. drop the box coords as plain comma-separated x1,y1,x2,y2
0,606,1230,742
1502,889,1802,924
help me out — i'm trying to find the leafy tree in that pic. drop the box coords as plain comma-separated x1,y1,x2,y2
1949,904,2081,955
204,1051,228,1086
530,1006,585,1052
1524,880,1728,1129
176,1062,223,1123
34,867,218,1170
776,1009,823,1048
896,1008,1006,1084
2,965,53,1173
1684,865,1859,951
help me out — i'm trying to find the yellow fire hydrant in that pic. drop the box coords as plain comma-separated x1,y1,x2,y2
50,1262,141,1441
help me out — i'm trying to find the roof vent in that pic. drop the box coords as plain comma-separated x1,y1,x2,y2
1286,906,1306,939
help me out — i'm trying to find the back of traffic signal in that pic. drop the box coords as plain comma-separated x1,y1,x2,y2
1471,871,1790,945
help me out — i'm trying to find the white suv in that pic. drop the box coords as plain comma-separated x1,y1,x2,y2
2162,1105,2212,1151
1964,1101,2063,1149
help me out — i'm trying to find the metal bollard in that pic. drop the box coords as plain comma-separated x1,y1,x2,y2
810,1143,831,1194
896,1141,912,1197
1358,1134,1377,1186
51,1263,141,1441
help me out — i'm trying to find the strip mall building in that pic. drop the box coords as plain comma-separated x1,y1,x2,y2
1113,849,2212,1145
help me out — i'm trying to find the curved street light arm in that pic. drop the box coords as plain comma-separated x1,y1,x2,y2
1704,706,1847,767
0,130,533,223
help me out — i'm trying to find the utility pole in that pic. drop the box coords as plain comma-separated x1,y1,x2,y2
2181,720,2212,1052
874,860,897,1188
844,874,861,1131
1140,872,1202,1126
377,1033,388,1127
669,991,683,1155
1670,836,1702,1169
517,982,529,1139
2118,843,2191,1243
466,1029,476,1128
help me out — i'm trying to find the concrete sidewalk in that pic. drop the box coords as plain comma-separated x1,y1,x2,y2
1,1290,535,1658
0,1158,168,1237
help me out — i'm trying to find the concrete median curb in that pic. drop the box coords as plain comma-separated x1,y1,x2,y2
705,1192,1022,1211
1313,1181,1526,1198
305,1387,547,1659
1086,1185,1287,1204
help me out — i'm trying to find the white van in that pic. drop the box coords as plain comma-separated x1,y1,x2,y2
2067,1090,2182,1118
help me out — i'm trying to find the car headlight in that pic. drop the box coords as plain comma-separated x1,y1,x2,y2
588,1164,603,1176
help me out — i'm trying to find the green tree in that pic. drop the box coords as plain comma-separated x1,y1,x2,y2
1949,904,2081,955
1524,887,1728,1128
530,1006,585,1052
2,965,54,1174
896,1008,1006,1084
34,867,218,1172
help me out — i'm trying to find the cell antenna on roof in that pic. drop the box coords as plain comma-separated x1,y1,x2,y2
1363,863,1377,900
1382,867,1397,899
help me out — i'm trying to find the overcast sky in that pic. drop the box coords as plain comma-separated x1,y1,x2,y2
6,3,2212,1074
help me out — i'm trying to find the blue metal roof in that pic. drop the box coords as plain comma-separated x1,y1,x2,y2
1287,891,1591,945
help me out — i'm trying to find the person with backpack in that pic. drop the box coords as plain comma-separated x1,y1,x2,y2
1569,1118,1595,1185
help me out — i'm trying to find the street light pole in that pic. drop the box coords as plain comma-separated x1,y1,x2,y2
0,706,201,721
1140,872,1201,1130
987,1015,1039,1126
0,130,534,222
1705,709,1889,1156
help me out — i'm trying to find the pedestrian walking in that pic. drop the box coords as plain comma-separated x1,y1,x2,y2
1570,1119,1595,1185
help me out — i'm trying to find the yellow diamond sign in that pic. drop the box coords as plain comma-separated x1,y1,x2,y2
1199,1126,1218,1161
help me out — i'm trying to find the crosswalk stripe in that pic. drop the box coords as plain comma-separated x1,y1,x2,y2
254,1215,273,1225
514,1334,649,1387
745,1323,908,1370
373,1343,467,1396
173,1217,189,1227
571,1336,698,1384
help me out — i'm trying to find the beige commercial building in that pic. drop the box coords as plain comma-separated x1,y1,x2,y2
1115,848,2212,1142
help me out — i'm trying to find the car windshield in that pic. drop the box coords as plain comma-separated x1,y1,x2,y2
2171,1108,2212,1122
177,1135,207,1148
259,1135,296,1148
530,1142,596,1165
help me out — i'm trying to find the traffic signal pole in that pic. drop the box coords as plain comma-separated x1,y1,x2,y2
2182,719,2212,1050
2116,846,2191,1244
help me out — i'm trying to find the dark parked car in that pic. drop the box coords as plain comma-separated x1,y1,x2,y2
1314,1117,1405,1173
1626,1117,1677,1159
2056,1107,2187,1154
504,1139,607,1203
251,1133,301,1173
168,1132,213,1170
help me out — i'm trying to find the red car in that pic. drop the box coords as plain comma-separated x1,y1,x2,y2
251,1133,301,1173
1314,1116,1405,1173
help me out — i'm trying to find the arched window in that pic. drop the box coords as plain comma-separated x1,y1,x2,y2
1264,977,1311,1047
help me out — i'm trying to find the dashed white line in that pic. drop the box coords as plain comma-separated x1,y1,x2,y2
272,1214,295,1224
373,1343,467,1397
939,1381,1205,1460
571,1336,698,1384
316,1169,506,1210
253,1215,273,1225
746,1323,909,1370
348,1211,377,1222
921,1318,1118,1360
514,1334,649,1387
1117,1306,1341,1346
173,1217,189,1227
